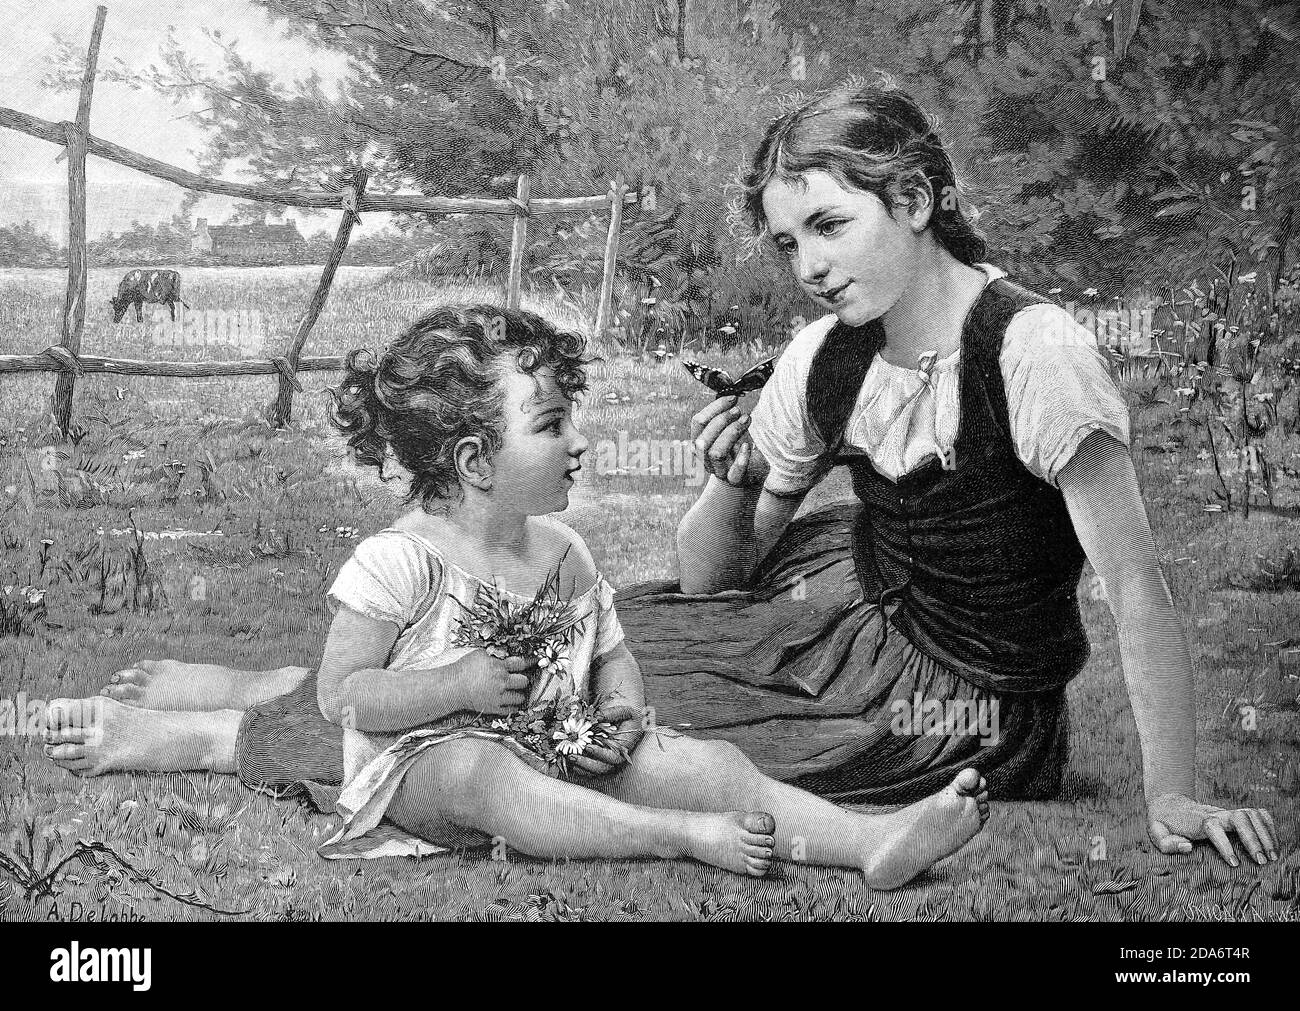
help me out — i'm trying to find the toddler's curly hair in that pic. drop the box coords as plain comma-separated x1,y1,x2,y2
328,304,596,513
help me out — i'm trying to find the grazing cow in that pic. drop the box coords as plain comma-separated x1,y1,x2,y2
108,269,189,323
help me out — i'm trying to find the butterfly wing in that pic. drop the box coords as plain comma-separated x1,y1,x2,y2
727,356,776,395
681,359,734,395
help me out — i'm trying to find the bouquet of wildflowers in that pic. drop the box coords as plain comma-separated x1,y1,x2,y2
484,693,632,779
450,550,586,702
448,552,632,776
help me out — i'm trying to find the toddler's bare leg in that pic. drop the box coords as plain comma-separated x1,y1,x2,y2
590,734,989,889
42,696,240,775
100,660,311,711
386,738,776,876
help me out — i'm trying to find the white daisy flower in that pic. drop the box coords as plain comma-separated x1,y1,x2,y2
537,640,568,673
553,714,595,756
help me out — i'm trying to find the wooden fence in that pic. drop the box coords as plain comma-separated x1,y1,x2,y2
0,5,639,436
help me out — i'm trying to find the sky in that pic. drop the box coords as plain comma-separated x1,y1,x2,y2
0,0,400,239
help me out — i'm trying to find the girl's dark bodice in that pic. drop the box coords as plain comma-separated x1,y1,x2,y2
806,277,1090,693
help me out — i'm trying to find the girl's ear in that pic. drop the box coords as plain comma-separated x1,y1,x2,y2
454,436,493,491
895,171,935,232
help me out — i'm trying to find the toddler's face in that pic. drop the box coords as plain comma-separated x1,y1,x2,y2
489,365,588,514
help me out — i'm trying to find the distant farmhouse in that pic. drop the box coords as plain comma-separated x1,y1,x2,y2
192,218,307,263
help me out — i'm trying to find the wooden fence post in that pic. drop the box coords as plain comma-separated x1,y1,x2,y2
505,174,530,310
265,168,368,429
51,4,107,440
594,171,628,339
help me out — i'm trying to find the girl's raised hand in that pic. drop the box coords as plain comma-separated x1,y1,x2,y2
691,394,769,488
461,650,536,715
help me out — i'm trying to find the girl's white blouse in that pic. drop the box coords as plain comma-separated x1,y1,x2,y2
749,265,1132,495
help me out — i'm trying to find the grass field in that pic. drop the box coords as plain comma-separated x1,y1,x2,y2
1,268,1298,922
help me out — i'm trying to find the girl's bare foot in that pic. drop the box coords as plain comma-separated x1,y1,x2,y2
862,768,989,890
682,811,776,877
99,659,305,711
42,696,238,775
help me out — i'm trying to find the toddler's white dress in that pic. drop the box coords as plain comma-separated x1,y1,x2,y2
316,520,625,860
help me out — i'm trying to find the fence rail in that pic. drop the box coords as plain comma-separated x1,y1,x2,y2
0,350,346,378
0,4,638,436
0,108,632,220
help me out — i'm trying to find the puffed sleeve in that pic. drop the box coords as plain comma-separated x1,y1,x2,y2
1000,304,1133,487
748,314,840,496
327,531,438,628
592,573,626,659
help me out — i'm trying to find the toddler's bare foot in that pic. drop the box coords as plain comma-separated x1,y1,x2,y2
42,696,237,775
100,659,232,710
862,768,989,890
100,659,304,711
682,811,776,877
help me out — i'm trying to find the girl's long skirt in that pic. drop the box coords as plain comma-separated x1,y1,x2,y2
235,505,1070,807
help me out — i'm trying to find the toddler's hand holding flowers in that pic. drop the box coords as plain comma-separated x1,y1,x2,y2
459,649,537,716
450,552,637,779
481,695,631,779
567,703,642,778
451,550,585,705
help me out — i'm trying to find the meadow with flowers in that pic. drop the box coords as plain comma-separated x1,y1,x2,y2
1,265,1298,922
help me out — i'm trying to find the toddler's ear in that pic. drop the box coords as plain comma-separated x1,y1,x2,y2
455,436,493,491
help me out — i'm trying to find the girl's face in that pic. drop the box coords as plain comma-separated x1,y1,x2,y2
761,170,927,326
486,365,588,514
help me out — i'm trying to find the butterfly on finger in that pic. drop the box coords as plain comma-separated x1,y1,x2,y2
681,356,776,398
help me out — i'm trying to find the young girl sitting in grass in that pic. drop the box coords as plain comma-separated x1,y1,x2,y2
45,304,989,885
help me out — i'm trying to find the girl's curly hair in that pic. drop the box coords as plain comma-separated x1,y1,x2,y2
729,71,987,266
327,304,597,514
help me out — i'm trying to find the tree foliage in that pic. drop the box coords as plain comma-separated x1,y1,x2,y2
86,214,194,264
36,0,1300,336
792,0,1300,301
0,222,64,267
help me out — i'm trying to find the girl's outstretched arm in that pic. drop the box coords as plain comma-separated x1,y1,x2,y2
1059,430,1278,867
676,397,807,593
315,606,532,733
